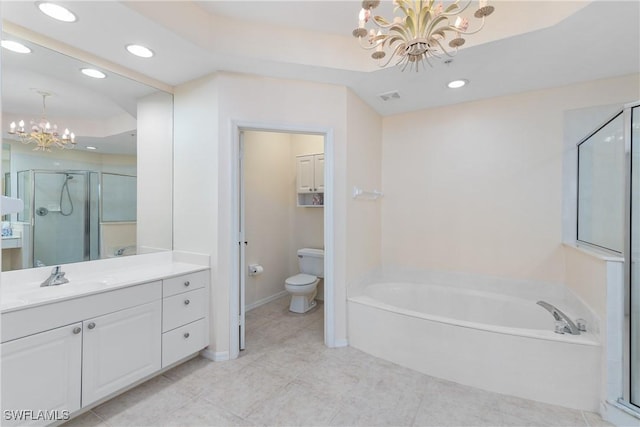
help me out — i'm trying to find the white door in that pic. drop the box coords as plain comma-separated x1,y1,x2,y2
1,323,82,426
296,155,314,193
314,154,325,193
82,301,161,406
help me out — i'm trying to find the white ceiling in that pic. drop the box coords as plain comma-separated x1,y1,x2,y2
1,0,639,122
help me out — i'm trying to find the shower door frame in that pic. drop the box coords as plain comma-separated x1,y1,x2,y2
625,101,640,412
21,169,96,267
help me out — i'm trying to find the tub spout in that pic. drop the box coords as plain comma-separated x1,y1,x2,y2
536,301,581,335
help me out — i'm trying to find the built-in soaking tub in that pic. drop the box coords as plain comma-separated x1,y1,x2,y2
348,277,601,411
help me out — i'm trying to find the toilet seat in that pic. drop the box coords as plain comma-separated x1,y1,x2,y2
285,273,317,286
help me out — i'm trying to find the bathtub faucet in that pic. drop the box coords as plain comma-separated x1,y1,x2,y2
536,301,581,335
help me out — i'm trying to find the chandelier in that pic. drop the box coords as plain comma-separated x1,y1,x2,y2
353,0,495,71
8,91,76,151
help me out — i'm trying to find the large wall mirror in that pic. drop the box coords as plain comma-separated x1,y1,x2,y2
1,31,173,272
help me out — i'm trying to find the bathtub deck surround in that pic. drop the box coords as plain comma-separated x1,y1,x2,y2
0,251,210,426
60,295,611,427
348,270,601,412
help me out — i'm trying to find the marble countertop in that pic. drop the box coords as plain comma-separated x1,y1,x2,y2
1,252,209,313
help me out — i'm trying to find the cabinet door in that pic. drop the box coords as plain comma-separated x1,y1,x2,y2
82,301,161,406
1,323,82,426
296,155,315,193
313,154,325,193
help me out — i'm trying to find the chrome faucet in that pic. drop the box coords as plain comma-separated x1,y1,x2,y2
536,301,581,335
40,266,69,287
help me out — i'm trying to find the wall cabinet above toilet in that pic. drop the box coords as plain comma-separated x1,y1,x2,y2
296,153,324,207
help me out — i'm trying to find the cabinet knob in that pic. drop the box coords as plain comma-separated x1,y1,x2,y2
73,327,82,335
183,332,190,339
184,281,190,287
87,322,96,329
184,299,190,305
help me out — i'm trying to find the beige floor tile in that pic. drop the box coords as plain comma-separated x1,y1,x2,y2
91,375,193,426
61,411,107,427
582,411,615,427
200,362,290,418
161,395,254,427
499,395,587,427
245,380,342,426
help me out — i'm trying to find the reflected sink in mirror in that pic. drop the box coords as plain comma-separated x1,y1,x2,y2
1,29,173,273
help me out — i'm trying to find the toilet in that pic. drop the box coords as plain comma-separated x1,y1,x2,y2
285,248,324,313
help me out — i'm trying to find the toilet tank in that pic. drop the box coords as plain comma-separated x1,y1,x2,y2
297,248,324,278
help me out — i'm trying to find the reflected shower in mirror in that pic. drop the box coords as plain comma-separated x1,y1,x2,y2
1,32,173,271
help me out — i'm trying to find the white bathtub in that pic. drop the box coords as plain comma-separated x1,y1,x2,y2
348,279,601,411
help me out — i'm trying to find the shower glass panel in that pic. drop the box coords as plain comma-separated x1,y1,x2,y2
16,170,100,268
32,171,91,267
631,105,640,407
577,113,625,252
101,173,136,222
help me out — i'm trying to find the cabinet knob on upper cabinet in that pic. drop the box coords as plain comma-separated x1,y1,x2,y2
87,322,96,330
184,299,190,305
73,327,82,334
184,281,190,287
184,332,190,339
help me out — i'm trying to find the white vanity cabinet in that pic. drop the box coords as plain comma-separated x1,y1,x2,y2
161,271,208,368
1,323,82,426
1,265,210,426
81,300,161,406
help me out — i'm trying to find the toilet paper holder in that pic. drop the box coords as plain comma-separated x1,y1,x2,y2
248,264,264,276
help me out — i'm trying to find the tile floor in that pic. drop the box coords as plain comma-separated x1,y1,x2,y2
64,296,613,427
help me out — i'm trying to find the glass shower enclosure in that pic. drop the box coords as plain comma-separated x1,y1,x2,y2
577,101,640,412
16,169,136,268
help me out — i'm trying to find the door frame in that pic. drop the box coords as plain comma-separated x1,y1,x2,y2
229,121,336,359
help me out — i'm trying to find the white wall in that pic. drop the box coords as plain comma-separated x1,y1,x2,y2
346,91,382,295
137,91,173,253
244,131,293,307
382,73,640,284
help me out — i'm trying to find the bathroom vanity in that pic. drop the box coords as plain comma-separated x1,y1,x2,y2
0,253,210,426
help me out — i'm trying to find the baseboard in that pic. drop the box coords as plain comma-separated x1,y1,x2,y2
246,290,288,312
200,349,229,362
333,338,349,348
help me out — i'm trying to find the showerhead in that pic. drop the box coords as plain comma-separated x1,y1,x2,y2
65,174,73,180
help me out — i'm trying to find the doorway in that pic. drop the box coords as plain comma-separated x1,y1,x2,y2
230,123,334,358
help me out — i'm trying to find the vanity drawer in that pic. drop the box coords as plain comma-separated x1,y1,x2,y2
162,288,206,332
163,271,207,297
162,318,206,368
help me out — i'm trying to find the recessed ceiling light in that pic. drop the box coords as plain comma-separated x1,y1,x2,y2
86,146,97,150
1,40,32,54
447,79,468,89
126,44,154,58
80,68,107,79
37,2,77,23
